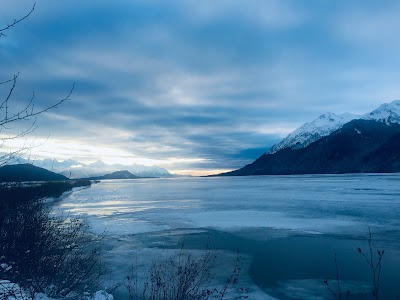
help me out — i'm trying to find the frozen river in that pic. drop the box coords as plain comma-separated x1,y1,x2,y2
54,174,400,299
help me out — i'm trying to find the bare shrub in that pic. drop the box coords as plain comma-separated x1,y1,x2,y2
0,183,103,299
323,228,385,300
124,248,246,300
356,228,385,300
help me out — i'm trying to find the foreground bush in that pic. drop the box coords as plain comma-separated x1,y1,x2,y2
0,183,103,299
123,248,245,300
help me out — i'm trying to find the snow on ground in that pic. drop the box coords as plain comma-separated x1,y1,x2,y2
92,290,113,300
0,280,113,300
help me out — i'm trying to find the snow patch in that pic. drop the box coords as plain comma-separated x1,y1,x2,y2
0,280,54,300
0,281,113,300
92,290,114,300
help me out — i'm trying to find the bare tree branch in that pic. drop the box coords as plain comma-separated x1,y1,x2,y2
0,77,75,128
0,3,36,38
0,3,73,166
0,77,17,85
0,76,74,165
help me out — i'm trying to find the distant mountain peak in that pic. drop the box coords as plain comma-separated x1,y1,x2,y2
22,158,172,179
318,112,338,121
267,100,400,155
111,170,134,178
363,100,400,125
220,99,400,177
267,111,358,154
224,118,400,176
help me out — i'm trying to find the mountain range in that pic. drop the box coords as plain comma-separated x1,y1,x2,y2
223,100,400,175
8,157,171,179
0,164,153,183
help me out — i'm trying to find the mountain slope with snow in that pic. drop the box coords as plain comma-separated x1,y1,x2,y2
219,99,400,176
362,99,400,124
222,119,400,176
267,112,358,154
267,100,400,154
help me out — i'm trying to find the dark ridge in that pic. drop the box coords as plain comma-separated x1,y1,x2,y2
0,164,68,182
220,119,400,176
85,170,144,180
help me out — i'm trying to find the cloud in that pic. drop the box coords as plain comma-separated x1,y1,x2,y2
332,1,400,47
175,0,308,29
1,0,400,174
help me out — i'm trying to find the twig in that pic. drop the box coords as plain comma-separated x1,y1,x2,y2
0,4,36,37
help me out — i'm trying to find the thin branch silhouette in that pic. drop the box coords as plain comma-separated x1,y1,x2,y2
0,3,36,38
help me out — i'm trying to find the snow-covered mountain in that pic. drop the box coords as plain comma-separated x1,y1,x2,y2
224,118,400,176
33,158,82,171
267,112,359,154
362,100,400,124
267,100,400,154
27,158,172,178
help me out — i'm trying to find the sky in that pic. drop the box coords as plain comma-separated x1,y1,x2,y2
1,0,400,175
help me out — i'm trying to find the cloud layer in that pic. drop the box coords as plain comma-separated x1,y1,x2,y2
1,0,400,174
